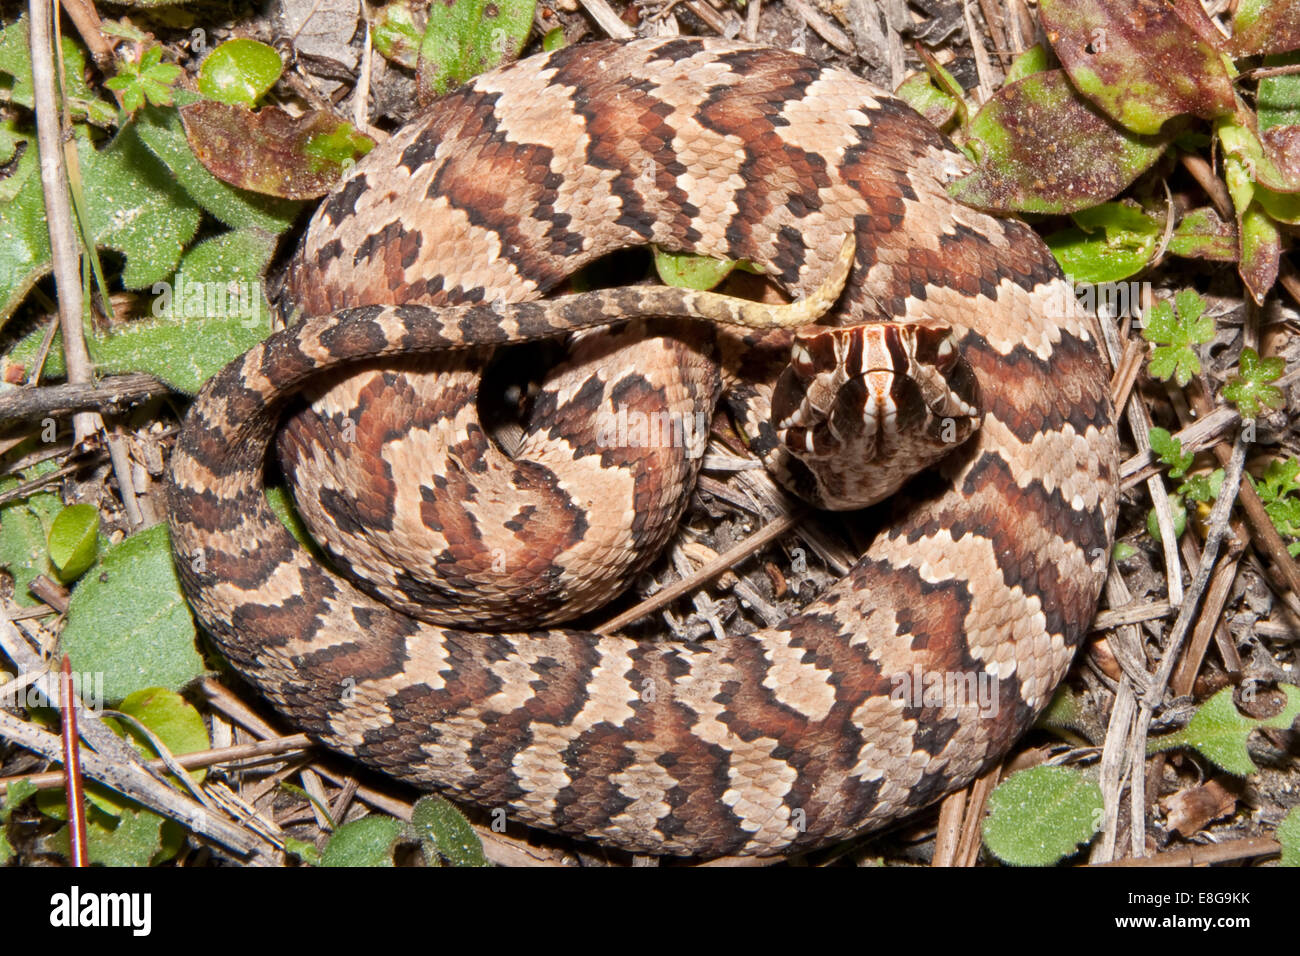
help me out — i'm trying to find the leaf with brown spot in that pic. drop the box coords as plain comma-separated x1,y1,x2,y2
949,70,1169,214
1228,0,1300,57
179,101,374,200
1039,0,1235,135
1161,780,1237,838
1168,206,1238,262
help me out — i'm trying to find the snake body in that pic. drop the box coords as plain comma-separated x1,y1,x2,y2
167,37,1120,857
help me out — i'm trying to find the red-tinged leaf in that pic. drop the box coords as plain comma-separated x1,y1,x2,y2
1238,202,1281,304
1219,109,1300,196
949,69,1168,214
1167,0,1232,49
1167,206,1238,262
178,101,374,199
1228,0,1300,57
1039,0,1235,135
1262,125,1300,193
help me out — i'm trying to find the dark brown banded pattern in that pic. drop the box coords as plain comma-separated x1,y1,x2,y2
168,38,1119,857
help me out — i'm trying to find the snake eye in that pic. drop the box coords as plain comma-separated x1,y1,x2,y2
910,322,960,373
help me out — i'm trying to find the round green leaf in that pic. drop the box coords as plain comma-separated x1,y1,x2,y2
983,765,1102,866
320,815,407,867
198,39,283,107
46,503,100,582
116,686,211,784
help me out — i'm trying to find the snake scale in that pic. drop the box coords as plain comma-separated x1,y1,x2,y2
166,37,1120,857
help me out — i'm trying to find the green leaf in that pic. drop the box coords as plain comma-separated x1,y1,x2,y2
1112,541,1137,562
302,123,376,168
48,806,165,866
1258,53,1300,132
0,461,62,606
542,27,565,53
0,123,201,327
197,39,283,107
284,835,323,865
1179,468,1223,505
60,523,204,705
1279,806,1300,867
1040,197,1164,280
416,0,537,100
47,503,101,582
1142,291,1213,388
1150,684,1300,775
1045,201,1161,283
1255,456,1300,502
0,16,117,126
1167,205,1238,262
1223,347,1285,419
265,484,324,555
98,228,276,393
0,777,36,864
1036,686,1080,732
653,247,737,291
1004,44,1049,84
410,795,489,866
894,70,959,130
982,765,1102,866
1148,427,1193,479
372,1,422,69
115,687,210,785
1147,495,1187,544
0,778,37,824
1253,457,1300,554
106,45,184,114
320,815,408,867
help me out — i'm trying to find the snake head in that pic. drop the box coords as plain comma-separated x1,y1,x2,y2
770,321,982,509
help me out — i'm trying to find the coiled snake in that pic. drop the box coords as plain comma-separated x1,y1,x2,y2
166,37,1120,857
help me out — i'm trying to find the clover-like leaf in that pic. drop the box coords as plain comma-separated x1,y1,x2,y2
1142,290,1214,387
105,44,184,114
1223,347,1285,419
0,16,117,126
1252,457,1300,556
1149,427,1193,479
